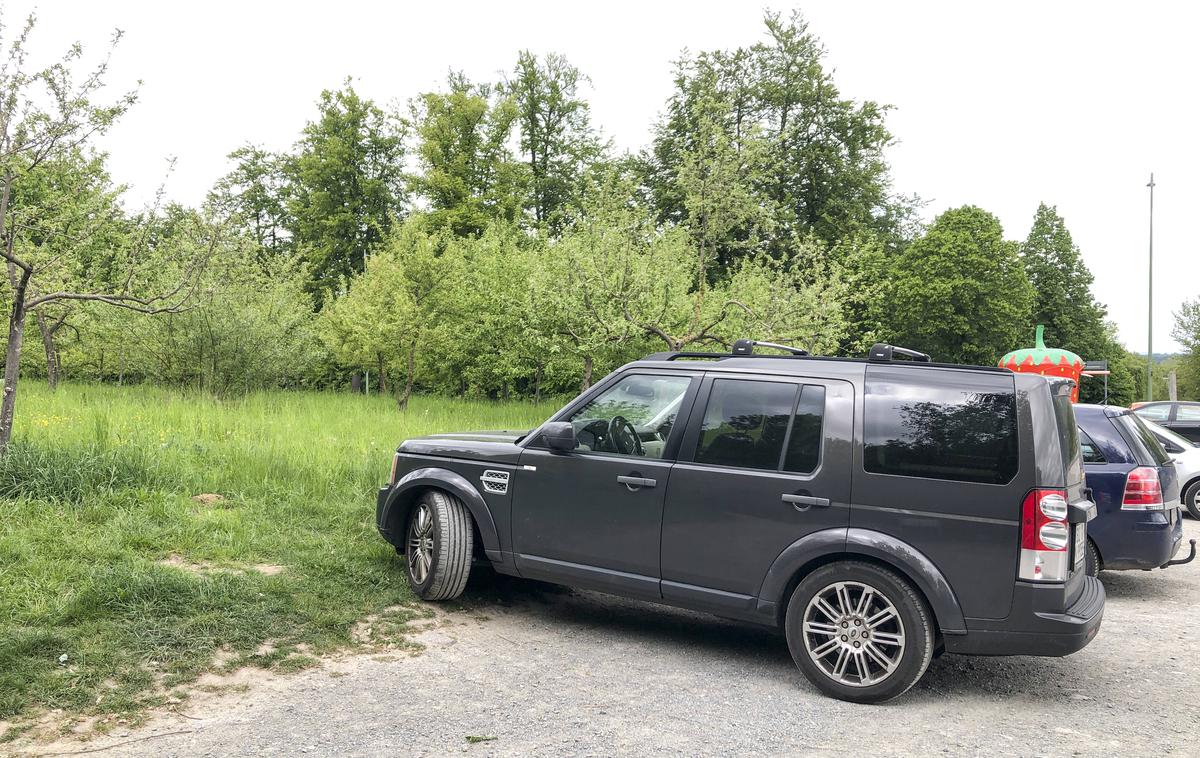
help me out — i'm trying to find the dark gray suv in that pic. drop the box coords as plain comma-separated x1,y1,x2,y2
376,341,1104,702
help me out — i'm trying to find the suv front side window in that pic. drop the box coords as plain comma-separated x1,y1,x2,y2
566,374,692,458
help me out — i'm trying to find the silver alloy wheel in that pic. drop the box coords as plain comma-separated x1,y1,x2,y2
1192,488,1200,510
802,580,906,687
407,503,434,584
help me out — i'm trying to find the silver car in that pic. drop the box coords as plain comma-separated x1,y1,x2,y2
1145,419,1200,519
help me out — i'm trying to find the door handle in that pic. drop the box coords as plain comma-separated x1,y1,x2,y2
617,475,657,490
782,493,831,509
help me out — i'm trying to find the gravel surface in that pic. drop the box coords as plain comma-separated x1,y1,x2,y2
19,519,1200,757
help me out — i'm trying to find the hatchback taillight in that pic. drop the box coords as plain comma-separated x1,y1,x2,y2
389,453,401,484
1019,488,1070,582
1121,466,1164,510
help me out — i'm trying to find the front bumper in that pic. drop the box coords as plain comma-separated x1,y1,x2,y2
944,575,1105,657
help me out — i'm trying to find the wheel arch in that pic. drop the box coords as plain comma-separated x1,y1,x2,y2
1181,474,1200,503
382,467,501,559
758,528,967,635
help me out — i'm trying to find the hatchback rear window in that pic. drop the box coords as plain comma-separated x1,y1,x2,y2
864,369,1018,485
1115,413,1170,467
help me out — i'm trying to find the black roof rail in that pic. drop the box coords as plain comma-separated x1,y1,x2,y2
868,343,931,363
648,339,810,362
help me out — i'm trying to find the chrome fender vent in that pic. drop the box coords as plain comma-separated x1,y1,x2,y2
480,470,510,495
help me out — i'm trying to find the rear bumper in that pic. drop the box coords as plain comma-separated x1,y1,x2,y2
1100,508,1183,570
944,575,1105,657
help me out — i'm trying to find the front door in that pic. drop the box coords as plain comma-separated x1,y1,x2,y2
514,371,698,600
660,374,853,612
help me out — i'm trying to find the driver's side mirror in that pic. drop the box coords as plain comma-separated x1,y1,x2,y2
542,422,577,452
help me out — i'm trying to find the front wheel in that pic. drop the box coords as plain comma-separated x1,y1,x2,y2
404,490,473,600
784,561,934,703
1183,480,1200,521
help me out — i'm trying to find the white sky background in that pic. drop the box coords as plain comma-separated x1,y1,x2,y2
7,0,1198,352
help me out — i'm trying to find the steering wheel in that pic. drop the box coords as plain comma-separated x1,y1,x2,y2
607,415,643,456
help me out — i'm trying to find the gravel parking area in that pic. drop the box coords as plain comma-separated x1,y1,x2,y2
20,519,1200,757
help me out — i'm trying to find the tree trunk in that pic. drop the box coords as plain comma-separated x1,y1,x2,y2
397,340,416,411
581,356,593,392
534,362,543,404
35,311,61,391
1,276,30,455
376,353,389,395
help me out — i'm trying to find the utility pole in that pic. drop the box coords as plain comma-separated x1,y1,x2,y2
1146,173,1155,402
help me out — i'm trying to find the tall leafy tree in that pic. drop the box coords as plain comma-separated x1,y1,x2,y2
1173,298,1200,399
507,51,605,234
1021,204,1107,354
1020,203,1131,403
208,144,291,256
886,206,1033,365
13,149,129,389
0,17,212,453
408,72,525,237
645,10,908,261
287,79,406,304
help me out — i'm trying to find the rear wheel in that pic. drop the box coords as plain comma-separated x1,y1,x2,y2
1085,538,1102,577
784,561,934,704
1183,480,1200,520
404,489,473,600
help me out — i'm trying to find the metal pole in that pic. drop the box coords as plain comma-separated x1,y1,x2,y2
1146,173,1155,402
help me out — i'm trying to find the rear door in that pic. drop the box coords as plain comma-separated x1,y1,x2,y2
659,373,853,613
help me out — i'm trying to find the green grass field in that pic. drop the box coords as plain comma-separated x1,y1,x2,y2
0,382,558,735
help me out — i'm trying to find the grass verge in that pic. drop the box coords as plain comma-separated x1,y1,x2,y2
0,382,557,737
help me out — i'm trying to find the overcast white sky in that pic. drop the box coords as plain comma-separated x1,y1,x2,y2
8,1,1198,352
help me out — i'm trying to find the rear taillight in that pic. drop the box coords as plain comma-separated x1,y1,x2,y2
389,453,401,483
1019,489,1071,582
1122,466,1164,510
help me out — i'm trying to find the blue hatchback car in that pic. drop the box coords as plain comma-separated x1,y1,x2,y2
1075,404,1191,575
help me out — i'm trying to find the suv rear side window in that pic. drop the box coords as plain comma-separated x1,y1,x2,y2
864,371,1018,485
695,379,825,473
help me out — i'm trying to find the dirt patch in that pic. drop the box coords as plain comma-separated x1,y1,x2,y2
157,554,285,578
190,493,226,506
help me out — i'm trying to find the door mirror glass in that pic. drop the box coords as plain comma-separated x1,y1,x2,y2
542,422,577,452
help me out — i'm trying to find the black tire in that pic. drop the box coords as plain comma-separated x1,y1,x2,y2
784,561,934,704
1085,538,1102,578
1184,480,1200,521
404,489,473,601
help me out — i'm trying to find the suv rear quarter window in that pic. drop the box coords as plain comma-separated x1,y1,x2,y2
863,369,1019,485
